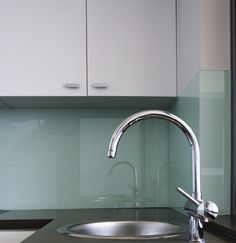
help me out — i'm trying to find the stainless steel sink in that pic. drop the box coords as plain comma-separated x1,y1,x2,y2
57,221,187,240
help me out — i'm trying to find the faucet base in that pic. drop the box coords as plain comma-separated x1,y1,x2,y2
188,217,205,243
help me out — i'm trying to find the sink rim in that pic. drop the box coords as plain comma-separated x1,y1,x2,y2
57,220,188,240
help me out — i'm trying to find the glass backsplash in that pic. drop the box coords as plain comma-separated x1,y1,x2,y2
0,71,231,212
169,70,231,215
0,109,169,209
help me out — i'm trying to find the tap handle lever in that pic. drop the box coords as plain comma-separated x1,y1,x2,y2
177,187,219,222
177,187,200,206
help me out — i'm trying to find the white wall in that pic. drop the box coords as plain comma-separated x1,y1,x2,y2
177,0,201,94
200,0,230,70
177,0,230,94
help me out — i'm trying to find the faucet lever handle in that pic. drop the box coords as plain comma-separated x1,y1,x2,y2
177,187,219,222
177,187,200,206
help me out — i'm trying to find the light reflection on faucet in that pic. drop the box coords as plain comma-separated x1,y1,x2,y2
108,161,138,207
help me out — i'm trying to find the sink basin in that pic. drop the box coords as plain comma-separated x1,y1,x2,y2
57,221,187,240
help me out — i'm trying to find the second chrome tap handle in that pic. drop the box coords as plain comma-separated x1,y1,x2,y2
177,187,200,206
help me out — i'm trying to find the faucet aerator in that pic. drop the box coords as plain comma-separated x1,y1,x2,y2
107,150,115,158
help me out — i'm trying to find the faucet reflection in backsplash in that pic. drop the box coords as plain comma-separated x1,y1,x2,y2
107,110,218,243
108,161,139,207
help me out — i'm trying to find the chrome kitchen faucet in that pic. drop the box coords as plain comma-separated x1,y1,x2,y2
107,110,218,243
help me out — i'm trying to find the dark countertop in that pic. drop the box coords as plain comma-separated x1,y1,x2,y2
205,214,236,240
0,208,234,243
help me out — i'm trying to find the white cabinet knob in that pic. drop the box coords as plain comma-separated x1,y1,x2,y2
63,83,80,89
91,83,109,89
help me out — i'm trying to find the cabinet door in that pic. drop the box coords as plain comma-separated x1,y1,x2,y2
0,0,86,96
87,0,176,96
0,231,35,243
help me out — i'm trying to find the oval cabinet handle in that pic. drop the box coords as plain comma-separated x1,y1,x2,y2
63,83,80,89
92,83,109,89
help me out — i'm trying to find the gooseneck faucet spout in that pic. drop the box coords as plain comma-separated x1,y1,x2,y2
107,110,218,243
107,110,201,200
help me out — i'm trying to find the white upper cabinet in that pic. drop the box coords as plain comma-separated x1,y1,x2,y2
87,0,176,96
0,0,86,96
0,0,176,97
